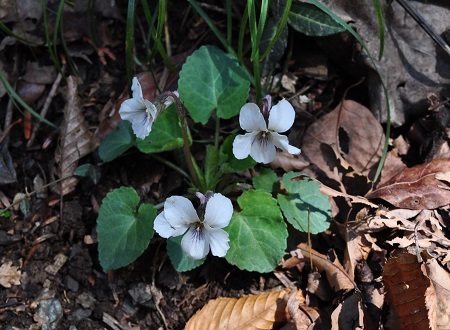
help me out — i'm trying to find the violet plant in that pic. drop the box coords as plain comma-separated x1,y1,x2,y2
96,45,331,273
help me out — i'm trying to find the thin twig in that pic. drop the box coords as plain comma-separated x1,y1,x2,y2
27,64,65,147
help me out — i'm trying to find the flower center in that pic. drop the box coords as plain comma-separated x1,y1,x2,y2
189,221,205,243
195,221,204,231
257,131,270,147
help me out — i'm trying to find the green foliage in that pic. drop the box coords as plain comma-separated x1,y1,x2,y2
288,2,346,36
125,0,136,90
199,145,227,192
99,121,135,162
178,45,250,124
226,190,287,273
0,209,10,218
97,187,156,270
278,172,331,234
73,164,101,184
167,236,206,272
252,168,279,193
259,17,289,77
136,104,186,153
220,135,256,172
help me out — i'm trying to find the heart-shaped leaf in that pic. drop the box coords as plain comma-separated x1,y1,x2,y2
178,45,250,124
98,121,135,162
278,172,331,234
97,187,156,270
252,168,279,193
226,190,287,273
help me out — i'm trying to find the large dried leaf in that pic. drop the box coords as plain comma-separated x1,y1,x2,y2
301,100,385,182
52,76,99,195
383,253,429,329
185,289,316,330
366,158,450,209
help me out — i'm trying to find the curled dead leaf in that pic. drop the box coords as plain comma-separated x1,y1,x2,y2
52,76,100,195
366,158,450,210
295,243,356,292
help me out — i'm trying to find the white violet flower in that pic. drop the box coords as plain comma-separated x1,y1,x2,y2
232,97,301,164
154,192,233,260
119,77,178,139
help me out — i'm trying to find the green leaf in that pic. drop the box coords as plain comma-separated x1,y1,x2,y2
277,172,331,234
203,145,227,191
220,135,256,172
226,190,287,273
97,187,156,270
0,209,11,218
167,236,206,272
135,104,186,153
178,45,250,124
99,121,135,162
74,164,101,184
259,17,288,76
252,168,279,193
288,3,346,36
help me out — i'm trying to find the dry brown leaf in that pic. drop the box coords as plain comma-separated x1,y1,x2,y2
383,253,430,329
185,288,315,330
0,261,21,288
366,158,450,210
284,288,320,329
319,184,379,208
52,76,100,195
270,152,310,172
306,272,334,301
424,258,450,329
343,233,375,282
301,100,385,182
377,151,407,185
296,243,355,292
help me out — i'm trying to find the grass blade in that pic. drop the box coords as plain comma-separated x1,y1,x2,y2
125,0,136,91
259,0,292,62
42,0,62,72
188,0,255,85
0,68,58,129
0,21,39,46
373,0,385,60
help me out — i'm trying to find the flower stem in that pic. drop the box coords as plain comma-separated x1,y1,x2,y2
160,92,200,188
150,154,190,180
